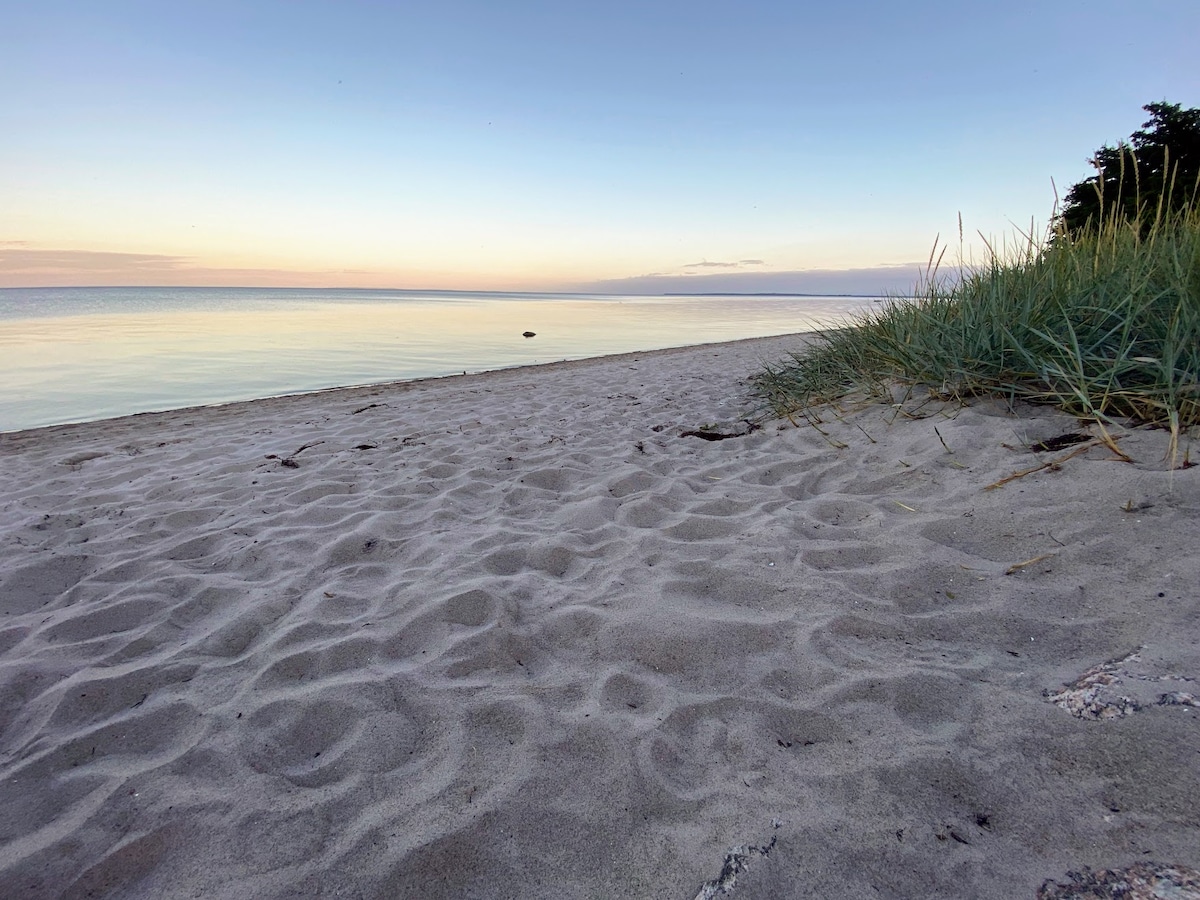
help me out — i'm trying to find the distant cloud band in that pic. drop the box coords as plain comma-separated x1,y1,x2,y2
0,249,189,274
682,259,766,269
582,263,935,296
0,249,379,288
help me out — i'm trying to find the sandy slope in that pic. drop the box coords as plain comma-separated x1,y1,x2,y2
1,333,1198,899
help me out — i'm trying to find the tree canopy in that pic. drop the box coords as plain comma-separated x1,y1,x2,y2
1056,101,1200,239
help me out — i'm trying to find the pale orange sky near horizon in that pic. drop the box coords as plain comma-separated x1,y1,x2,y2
3,2,1197,295
0,244,935,295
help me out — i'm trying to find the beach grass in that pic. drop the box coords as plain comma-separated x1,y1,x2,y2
755,205,1200,457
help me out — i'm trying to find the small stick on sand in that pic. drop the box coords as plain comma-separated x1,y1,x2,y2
984,443,1096,491
1005,553,1055,575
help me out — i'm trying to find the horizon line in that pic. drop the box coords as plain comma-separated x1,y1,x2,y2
0,283,899,298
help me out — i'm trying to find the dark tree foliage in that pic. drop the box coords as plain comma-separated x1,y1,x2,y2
1056,101,1200,239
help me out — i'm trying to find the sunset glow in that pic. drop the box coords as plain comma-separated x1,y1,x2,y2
3,2,1197,294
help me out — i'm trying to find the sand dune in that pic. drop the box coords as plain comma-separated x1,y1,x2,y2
1,333,1198,899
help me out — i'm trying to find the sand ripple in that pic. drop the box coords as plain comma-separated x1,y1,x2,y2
1,335,1198,898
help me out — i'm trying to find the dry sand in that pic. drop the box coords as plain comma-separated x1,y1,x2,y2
1,333,1198,899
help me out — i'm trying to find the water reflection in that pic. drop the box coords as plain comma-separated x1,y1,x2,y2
0,291,873,431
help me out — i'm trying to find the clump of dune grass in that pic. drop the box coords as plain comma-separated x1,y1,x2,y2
755,203,1200,460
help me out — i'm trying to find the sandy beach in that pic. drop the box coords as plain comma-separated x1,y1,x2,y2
1,332,1198,899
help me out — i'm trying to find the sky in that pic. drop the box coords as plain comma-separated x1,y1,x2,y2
2,1,1197,295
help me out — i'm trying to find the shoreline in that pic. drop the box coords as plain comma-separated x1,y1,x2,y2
1,290,874,436
2,331,819,440
1,333,1197,898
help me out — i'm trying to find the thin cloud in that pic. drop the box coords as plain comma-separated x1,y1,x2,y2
683,259,766,269
581,263,944,296
0,249,384,288
0,249,190,273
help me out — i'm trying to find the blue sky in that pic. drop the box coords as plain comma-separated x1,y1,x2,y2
2,1,1197,293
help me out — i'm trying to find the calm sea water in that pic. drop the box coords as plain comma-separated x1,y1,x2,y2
0,287,875,433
